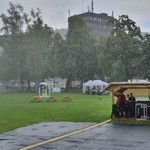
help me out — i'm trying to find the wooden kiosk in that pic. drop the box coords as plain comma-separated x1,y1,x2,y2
105,82,150,120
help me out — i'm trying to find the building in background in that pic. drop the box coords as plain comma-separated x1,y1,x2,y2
68,0,113,39
68,12,113,39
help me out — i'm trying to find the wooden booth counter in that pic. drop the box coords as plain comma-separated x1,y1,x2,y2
105,82,150,121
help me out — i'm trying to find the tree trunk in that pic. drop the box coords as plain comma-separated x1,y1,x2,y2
65,76,72,92
35,80,39,92
17,74,21,91
20,79,24,91
27,78,31,91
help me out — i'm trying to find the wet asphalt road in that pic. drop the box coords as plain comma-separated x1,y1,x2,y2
0,122,150,150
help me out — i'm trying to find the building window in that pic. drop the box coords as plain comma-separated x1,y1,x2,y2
98,18,101,22
103,25,106,29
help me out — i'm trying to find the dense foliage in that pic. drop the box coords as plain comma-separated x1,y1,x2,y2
0,3,150,91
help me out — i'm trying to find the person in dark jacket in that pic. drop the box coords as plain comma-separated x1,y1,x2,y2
128,93,136,118
116,93,126,117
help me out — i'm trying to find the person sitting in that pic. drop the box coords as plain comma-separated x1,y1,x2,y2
116,93,126,118
85,87,90,94
91,86,96,95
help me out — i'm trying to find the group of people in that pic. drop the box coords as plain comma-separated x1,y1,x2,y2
115,92,136,118
85,86,101,95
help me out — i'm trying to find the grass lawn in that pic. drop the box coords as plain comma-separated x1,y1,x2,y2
0,92,112,133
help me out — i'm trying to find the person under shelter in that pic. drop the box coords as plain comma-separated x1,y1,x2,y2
128,93,136,118
116,93,126,118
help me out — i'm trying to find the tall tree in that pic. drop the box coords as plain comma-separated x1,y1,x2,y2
61,15,98,90
47,32,64,80
140,34,150,80
25,8,55,90
95,38,112,81
0,2,29,90
112,15,143,40
104,15,143,81
107,33,141,81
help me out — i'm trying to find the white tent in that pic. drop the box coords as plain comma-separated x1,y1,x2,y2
91,80,108,86
128,79,149,83
83,80,93,86
82,80,108,93
82,80,93,93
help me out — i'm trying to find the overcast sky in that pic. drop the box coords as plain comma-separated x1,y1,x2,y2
0,0,150,32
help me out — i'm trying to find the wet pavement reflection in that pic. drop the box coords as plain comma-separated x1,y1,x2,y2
0,122,150,150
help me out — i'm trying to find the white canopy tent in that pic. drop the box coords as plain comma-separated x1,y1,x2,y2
83,80,93,86
83,80,93,93
83,80,108,94
91,80,108,86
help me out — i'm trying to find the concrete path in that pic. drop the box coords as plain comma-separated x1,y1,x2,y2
0,122,150,150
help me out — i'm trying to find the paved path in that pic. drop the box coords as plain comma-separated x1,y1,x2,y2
0,122,150,150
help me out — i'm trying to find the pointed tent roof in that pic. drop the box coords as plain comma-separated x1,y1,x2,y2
83,80,93,86
91,80,108,86
83,80,108,86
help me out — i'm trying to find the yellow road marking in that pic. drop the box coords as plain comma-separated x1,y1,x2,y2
20,119,111,150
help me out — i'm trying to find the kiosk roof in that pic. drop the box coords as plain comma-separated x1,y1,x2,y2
105,82,150,96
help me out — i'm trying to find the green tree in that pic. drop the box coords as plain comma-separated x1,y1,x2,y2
60,15,97,90
0,2,29,90
0,35,8,81
47,32,64,80
25,8,55,90
95,38,112,81
140,34,150,80
112,15,143,40
104,15,142,81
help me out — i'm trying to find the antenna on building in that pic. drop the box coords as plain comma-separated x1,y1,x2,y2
82,1,84,13
87,5,90,12
112,11,114,17
91,0,94,13
68,9,70,17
